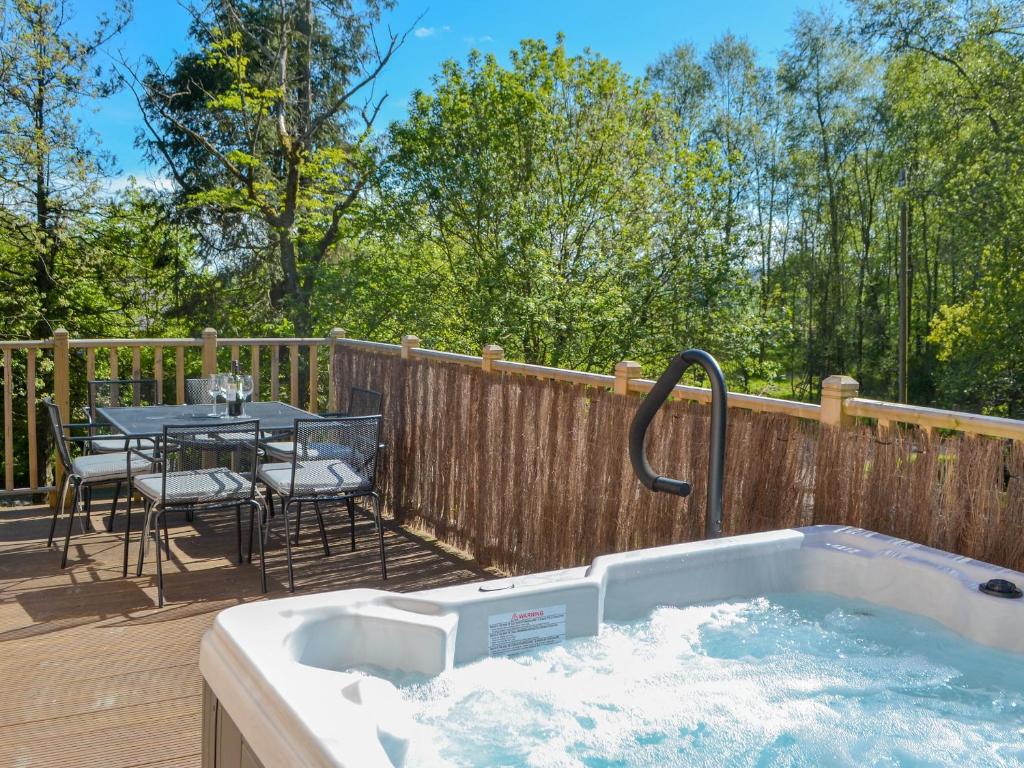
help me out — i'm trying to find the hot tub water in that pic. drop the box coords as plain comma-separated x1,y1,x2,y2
367,593,1024,767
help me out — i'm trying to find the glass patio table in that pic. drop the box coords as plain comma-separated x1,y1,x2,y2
95,401,319,439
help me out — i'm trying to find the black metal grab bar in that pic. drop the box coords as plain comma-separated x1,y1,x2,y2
628,349,727,538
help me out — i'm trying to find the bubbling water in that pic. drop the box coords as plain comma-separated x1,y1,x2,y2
371,593,1024,767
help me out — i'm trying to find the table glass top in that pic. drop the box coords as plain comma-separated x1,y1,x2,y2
95,401,319,437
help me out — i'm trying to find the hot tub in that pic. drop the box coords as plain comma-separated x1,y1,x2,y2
199,526,1024,767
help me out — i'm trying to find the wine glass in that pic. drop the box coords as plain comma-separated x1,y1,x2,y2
221,373,237,417
206,373,221,417
240,375,253,415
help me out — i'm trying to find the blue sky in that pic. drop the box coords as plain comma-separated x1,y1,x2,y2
71,0,831,184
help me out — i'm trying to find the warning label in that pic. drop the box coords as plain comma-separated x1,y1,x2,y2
487,604,567,657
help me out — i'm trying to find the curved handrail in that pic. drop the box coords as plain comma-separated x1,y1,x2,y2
628,349,727,538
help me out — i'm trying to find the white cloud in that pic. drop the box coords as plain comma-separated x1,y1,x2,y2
414,26,435,38
103,174,175,195
464,34,494,45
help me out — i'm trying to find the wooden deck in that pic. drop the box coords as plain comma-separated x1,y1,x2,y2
0,498,490,767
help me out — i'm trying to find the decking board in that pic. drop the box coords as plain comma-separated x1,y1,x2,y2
0,499,487,767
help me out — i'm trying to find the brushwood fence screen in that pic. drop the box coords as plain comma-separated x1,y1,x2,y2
334,346,1024,575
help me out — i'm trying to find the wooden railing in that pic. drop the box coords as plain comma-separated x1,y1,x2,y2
0,327,345,498
341,336,1024,440
3,328,1022,499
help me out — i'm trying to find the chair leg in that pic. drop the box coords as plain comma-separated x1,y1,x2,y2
293,502,302,547
61,482,82,569
162,511,170,555
47,474,70,548
281,500,296,593
83,486,93,532
136,502,152,578
246,504,255,564
122,485,133,578
313,499,330,557
154,510,165,608
252,500,267,594
235,504,243,565
107,480,122,533
371,493,387,580
347,497,356,551
263,493,274,549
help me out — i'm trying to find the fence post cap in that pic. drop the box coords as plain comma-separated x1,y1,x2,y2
821,375,859,394
481,344,504,372
482,344,504,358
400,335,421,359
614,360,642,395
329,327,346,340
201,327,217,337
52,327,69,338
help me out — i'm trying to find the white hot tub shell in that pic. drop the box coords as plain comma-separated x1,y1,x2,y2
199,525,1024,768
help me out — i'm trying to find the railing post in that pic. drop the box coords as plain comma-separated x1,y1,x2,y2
614,360,642,395
401,335,420,360
328,328,345,412
481,344,504,373
820,375,859,427
201,327,217,378
51,328,70,506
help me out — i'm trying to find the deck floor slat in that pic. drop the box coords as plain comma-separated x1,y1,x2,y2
0,500,487,767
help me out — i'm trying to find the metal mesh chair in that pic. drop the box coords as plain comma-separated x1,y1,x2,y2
85,378,159,453
344,387,383,417
43,398,154,569
127,419,264,607
262,387,382,461
184,378,214,405
84,378,160,532
257,416,385,592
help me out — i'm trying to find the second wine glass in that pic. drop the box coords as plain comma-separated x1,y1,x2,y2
206,373,221,417
240,375,253,415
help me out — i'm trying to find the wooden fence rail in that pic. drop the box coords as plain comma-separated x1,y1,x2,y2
3,329,1023,500
0,327,345,498
332,340,1024,576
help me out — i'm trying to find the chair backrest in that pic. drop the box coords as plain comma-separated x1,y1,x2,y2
42,397,73,473
347,387,383,417
88,379,159,418
291,416,382,495
184,378,214,405
158,420,260,506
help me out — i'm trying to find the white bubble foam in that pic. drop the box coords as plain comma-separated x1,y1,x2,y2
391,593,1024,767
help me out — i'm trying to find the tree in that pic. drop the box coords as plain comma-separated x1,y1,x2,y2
132,0,406,335
0,0,130,338
382,36,768,375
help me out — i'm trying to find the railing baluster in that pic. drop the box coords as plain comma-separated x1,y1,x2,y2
86,348,95,384
131,347,141,380
308,344,318,413
3,348,13,491
270,346,280,401
109,346,118,380
250,344,260,401
154,347,164,404
176,346,185,404
290,344,299,407
27,349,37,490
231,344,239,367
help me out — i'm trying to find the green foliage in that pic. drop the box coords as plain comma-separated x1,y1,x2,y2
377,37,773,377
2,0,1024,426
